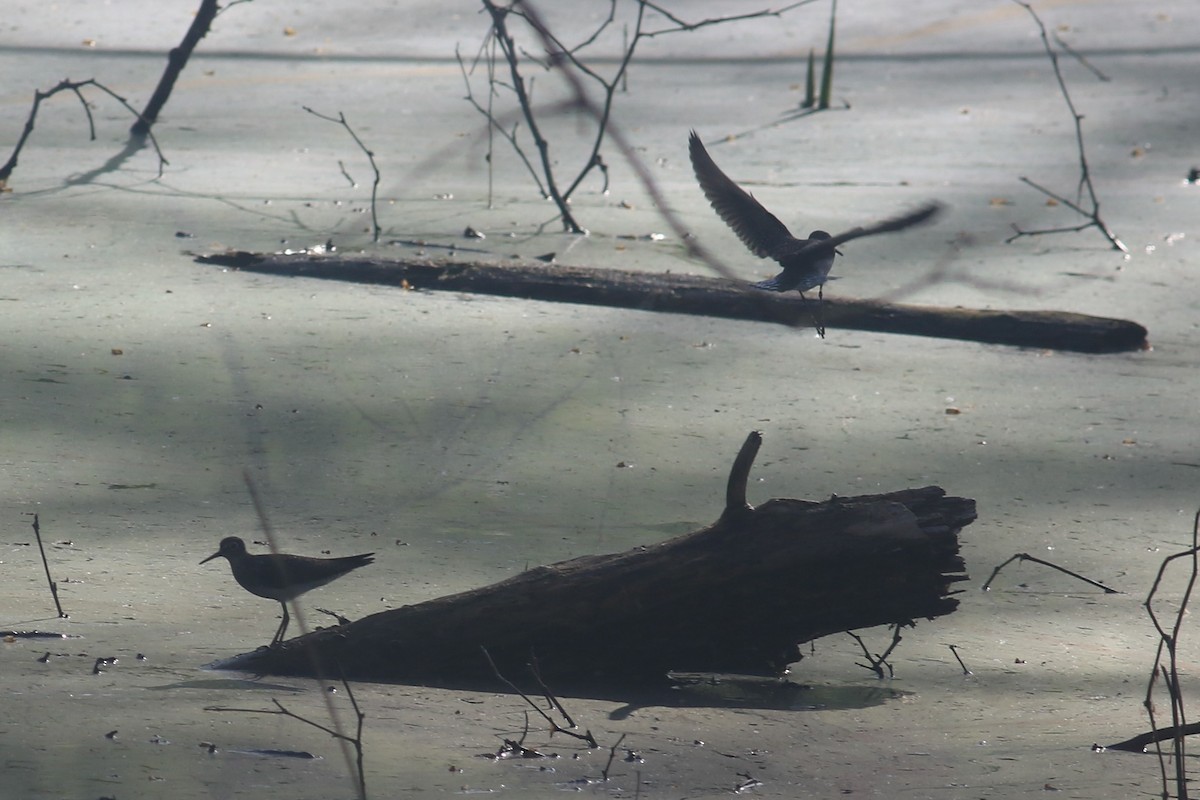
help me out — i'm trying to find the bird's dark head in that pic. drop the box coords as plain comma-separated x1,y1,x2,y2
200,536,247,565
808,230,843,256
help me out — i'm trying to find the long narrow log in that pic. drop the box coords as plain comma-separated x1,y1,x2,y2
196,251,1147,353
210,433,975,690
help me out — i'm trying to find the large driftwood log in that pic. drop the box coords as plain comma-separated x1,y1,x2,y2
196,251,1147,353
212,433,974,689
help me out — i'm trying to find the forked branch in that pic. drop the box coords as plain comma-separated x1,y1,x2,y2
1005,1,1126,253
0,79,167,186
461,0,812,236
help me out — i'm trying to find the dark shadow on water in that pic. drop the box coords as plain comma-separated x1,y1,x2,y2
150,676,306,693
606,673,907,719
203,656,904,715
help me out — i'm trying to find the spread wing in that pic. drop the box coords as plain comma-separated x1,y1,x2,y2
792,202,945,260
689,131,798,262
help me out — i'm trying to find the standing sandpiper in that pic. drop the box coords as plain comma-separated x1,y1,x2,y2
201,536,374,647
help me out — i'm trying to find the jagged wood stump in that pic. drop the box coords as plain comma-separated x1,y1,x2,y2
211,432,975,688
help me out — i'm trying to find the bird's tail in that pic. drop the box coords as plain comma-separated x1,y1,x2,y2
751,277,785,292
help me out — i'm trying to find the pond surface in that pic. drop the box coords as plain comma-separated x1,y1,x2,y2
3,1,1199,796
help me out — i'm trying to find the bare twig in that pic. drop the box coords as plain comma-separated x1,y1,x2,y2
30,515,67,619
1005,1,1126,253
485,32,499,206
314,607,353,625
734,772,764,793
456,42,547,200
527,652,578,729
132,0,221,137
601,732,627,781
479,0,584,232
462,0,811,234
848,623,907,679
946,643,971,675
205,671,368,799
981,551,1119,593
216,0,257,16
509,0,738,281
481,647,598,747
1141,508,1200,799
491,712,553,759
302,107,382,242
639,0,815,36
336,160,357,188
341,669,368,799
0,79,167,186
1052,32,1110,82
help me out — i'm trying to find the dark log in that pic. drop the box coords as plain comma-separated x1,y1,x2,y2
210,433,974,690
195,250,1147,353
1102,722,1200,753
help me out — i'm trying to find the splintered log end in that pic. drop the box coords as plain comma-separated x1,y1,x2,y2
723,431,762,517
215,489,973,689
211,437,975,690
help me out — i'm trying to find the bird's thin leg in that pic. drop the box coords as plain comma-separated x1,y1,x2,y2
813,287,827,339
271,602,289,646
794,288,825,337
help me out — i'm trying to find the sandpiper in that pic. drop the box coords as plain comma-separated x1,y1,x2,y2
200,536,374,646
688,131,942,300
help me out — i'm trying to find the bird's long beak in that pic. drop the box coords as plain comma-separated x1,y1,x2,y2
199,551,221,565
835,248,844,256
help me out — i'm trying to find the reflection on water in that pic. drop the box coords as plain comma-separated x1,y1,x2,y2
607,673,907,720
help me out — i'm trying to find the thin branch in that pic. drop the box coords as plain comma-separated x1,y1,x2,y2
527,652,577,729
510,0,738,280
1052,32,1110,82
132,0,221,137
216,0,257,16
639,0,816,37
1006,1,1126,253
981,551,1119,593
480,0,585,232
481,647,598,746
205,670,368,800
340,669,368,800
485,33,498,206
0,79,167,186
552,2,647,201
601,733,628,781
302,107,382,242
847,623,908,679
462,0,811,239
455,43,547,199
946,643,971,675
30,515,67,618
1141,508,1200,799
